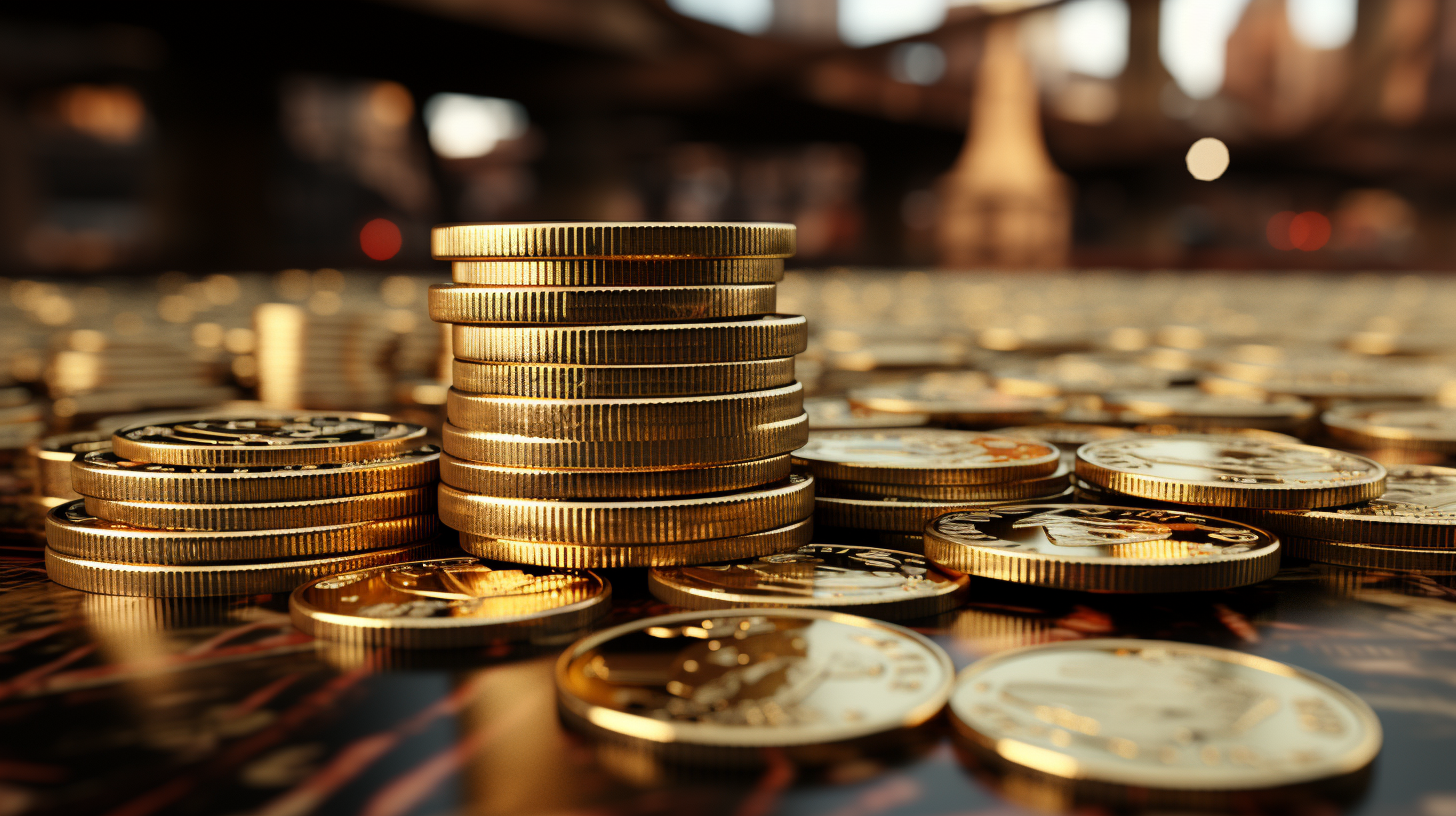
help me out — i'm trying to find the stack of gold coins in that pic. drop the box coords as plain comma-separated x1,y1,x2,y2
793,428,1072,551
428,222,813,567
1320,403,1456,466
44,416,445,597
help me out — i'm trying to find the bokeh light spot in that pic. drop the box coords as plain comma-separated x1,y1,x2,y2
360,218,402,261
1185,137,1230,180
1290,211,1331,251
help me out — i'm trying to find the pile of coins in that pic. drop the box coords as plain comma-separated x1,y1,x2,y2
426,222,813,567
43,416,444,596
793,428,1072,550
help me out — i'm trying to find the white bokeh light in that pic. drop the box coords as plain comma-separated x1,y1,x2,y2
1159,0,1253,99
1287,0,1358,50
423,94,528,160
839,0,946,47
1056,0,1129,79
666,0,773,35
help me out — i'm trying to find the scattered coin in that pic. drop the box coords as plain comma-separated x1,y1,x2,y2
111,417,427,467
794,429,1060,486
1321,403,1456,454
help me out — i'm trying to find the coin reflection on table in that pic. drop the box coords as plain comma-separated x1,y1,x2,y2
555,608,953,766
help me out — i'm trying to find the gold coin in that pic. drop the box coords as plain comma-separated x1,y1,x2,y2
793,429,1060,486
555,607,953,765
44,538,450,598
461,518,813,568
441,412,808,468
1202,360,1451,402
445,383,803,437
805,397,929,430
431,221,796,260
646,544,968,620
46,501,440,564
812,526,926,553
427,283,776,325
849,373,1065,425
948,639,1381,805
992,358,1174,397
452,314,808,365
84,485,435,531
1253,464,1456,548
1321,403,1456,453
1283,535,1456,570
990,423,1139,449
71,445,440,503
289,556,611,648
814,486,1075,533
1076,436,1385,509
814,461,1072,502
31,430,112,500
440,453,790,499
111,417,428,467
452,257,784,286
438,475,813,543
452,357,795,399
1131,425,1304,443
1104,388,1315,430
924,504,1279,592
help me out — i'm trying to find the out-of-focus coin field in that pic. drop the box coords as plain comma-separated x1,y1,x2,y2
6,267,1456,816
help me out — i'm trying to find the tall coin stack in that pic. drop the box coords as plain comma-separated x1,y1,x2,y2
427,222,814,567
44,416,443,597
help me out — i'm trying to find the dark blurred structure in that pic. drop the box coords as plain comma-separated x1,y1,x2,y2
2,0,1454,273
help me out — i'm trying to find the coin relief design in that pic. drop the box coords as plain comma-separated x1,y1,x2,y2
949,639,1382,792
1322,404,1456,450
794,429,1060,485
112,417,427,466
931,505,1269,558
1078,437,1384,488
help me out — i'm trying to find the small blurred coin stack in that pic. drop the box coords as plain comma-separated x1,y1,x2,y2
793,428,1072,551
427,222,814,567
44,416,444,597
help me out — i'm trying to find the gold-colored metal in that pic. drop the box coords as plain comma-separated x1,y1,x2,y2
45,501,439,564
948,639,1382,804
44,538,450,598
0,420,45,451
451,357,795,399
1103,389,1315,430
849,379,1065,425
805,397,929,430
32,430,112,499
440,453,791,499
71,446,440,504
452,257,784,286
815,486,1075,533
1282,535,1456,570
441,412,808,469
1076,436,1385,509
1131,425,1303,444
793,429,1060,486
990,423,1139,449
452,314,808,365
1253,464,1456,548
924,504,1279,592
111,417,427,467
555,607,953,766
646,544,968,620
462,518,813,568
431,221,796,260
445,383,803,437
427,283,776,325
812,526,926,553
1321,403,1456,453
85,485,435,532
289,557,612,648
437,475,813,543
814,461,1072,502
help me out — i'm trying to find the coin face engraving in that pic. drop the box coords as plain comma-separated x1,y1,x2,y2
1080,437,1382,488
949,640,1382,790
931,506,1269,560
119,417,413,449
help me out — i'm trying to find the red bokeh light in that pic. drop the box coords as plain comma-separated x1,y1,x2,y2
1289,211,1331,251
1266,211,1296,250
360,218,402,261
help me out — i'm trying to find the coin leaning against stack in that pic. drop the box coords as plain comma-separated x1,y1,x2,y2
44,416,446,597
429,222,813,567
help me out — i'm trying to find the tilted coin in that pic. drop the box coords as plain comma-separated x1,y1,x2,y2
794,429,1060,486
445,383,803,438
555,608,953,765
452,314,808,366
290,557,611,649
431,221,796,260
1282,535,1456,571
45,538,450,598
427,283,776,325
462,518,813,568
815,487,1075,533
31,430,112,499
111,417,427,467
441,412,807,469
451,357,795,399
647,544,968,620
71,446,440,503
452,257,784,286
84,485,435,532
813,461,1072,502
1103,389,1315,430
1253,464,1456,548
1321,403,1456,453
45,501,440,564
948,639,1381,805
440,453,790,499
849,373,1064,425
1076,436,1385,509
925,505,1280,592
805,397,929,430
437,475,813,543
